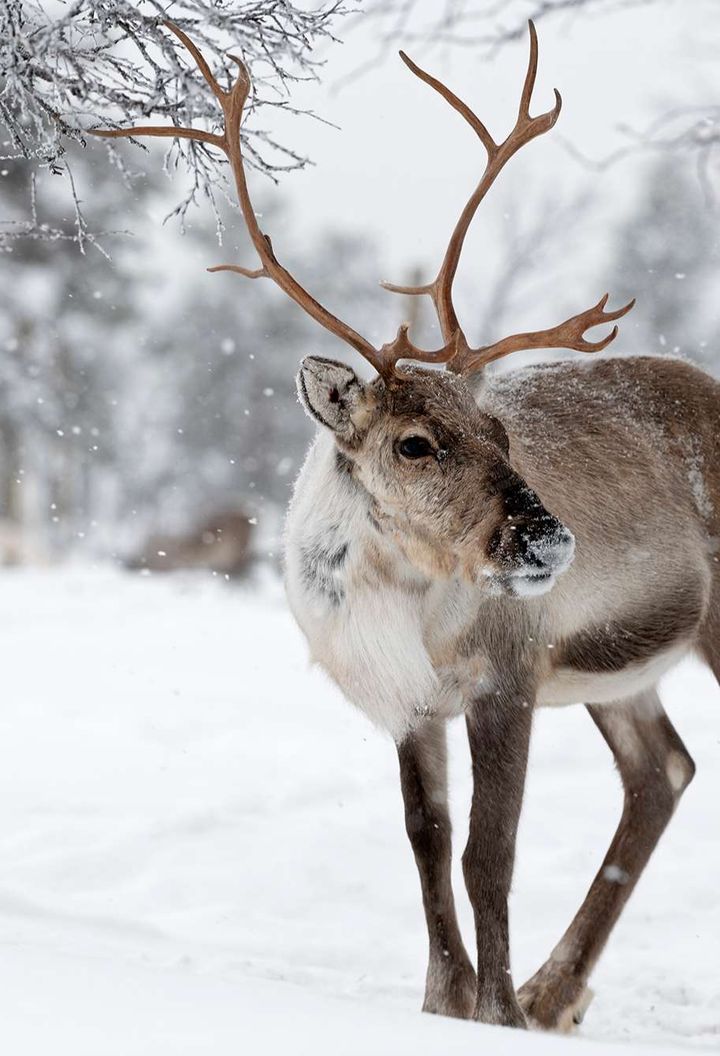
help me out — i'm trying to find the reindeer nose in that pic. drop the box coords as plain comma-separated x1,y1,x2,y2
522,521,575,575
489,514,575,576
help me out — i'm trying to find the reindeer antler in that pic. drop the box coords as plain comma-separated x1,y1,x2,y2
91,21,465,380
92,23,378,365
92,20,633,381
383,20,634,374
454,293,636,374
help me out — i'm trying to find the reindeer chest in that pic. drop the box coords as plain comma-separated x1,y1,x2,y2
285,440,491,739
287,536,489,739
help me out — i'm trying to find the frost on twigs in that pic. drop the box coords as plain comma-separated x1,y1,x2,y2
0,0,349,246
0,170,124,258
361,0,667,52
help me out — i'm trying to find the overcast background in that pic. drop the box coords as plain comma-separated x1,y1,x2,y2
2,0,719,566
238,0,720,342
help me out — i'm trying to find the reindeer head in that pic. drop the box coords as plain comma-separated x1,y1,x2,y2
298,357,575,594
94,21,633,597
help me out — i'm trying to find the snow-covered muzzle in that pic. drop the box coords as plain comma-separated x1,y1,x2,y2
484,483,575,598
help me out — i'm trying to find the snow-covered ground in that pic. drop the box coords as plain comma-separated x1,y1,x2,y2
0,567,718,1055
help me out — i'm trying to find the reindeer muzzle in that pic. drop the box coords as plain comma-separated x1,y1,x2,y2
487,504,575,598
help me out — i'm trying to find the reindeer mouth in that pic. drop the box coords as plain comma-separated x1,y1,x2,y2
508,569,557,597
486,568,558,598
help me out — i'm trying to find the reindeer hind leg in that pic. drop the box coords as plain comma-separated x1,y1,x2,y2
518,688,695,1032
698,587,720,686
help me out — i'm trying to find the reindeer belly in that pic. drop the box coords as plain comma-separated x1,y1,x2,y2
538,586,705,706
538,642,690,707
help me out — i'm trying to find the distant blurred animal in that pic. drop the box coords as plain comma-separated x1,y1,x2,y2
129,510,253,577
0,519,47,566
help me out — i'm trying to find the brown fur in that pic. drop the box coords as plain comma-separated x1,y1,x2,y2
488,357,720,573
399,358,718,1025
294,352,720,1031
397,721,476,1018
348,367,572,586
558,586,705,673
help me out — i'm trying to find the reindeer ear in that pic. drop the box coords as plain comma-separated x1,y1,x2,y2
297,357,373,443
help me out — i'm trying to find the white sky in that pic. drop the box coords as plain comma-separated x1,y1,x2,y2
270,1,717,262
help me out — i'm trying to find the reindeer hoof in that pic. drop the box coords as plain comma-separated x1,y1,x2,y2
550,986,594,1033
473,993,528,1029
571,986,594,1025
422,959,476,1019
518,974,594,1032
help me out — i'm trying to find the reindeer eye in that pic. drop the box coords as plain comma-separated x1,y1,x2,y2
398,435,433,460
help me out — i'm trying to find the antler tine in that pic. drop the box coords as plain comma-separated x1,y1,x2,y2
452,295,636,374
383,20,562,350
90,19,235,149
398,49,497,156
378,325,467,372
90,123,223,148
518,19,540,120
164,20,227,104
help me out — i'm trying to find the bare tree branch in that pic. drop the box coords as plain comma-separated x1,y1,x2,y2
0,0,351,244
0,171,123,254
361,0,663,51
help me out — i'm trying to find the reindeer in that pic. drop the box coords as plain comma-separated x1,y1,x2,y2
94,21,720,1032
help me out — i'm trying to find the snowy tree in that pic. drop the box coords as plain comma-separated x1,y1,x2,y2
115,215,393,551
363,0,688,48
0,140,156,549
1,3,403,564
1,0,349,242
0,134,391,559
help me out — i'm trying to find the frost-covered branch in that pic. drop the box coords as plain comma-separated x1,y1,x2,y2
0,169,124,254
560,106,720,205
361,0,662,50
0,0,350,242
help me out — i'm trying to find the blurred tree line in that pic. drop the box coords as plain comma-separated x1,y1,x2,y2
0,139,393,564
2,141,716,568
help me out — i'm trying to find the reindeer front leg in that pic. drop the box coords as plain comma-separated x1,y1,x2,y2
463,689,534,1028
397,718,476,1018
